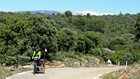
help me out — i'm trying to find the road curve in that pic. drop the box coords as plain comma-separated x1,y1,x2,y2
7,66,126,79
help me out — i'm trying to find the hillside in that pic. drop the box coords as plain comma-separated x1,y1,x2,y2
100,62,140,79
0,11,140,66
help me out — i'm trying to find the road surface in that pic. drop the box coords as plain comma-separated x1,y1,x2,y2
7,66,126,79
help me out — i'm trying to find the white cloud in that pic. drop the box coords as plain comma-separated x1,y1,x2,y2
74,10,115,16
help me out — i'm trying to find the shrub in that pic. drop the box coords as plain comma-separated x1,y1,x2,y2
131,50,140,61
49,51,66,61
0,54,30,66
88,48,102,56
0,55,16,66
76,31,99,54
5,56,16,66
49,51,76,61
107,50,134,65
108,37,126,50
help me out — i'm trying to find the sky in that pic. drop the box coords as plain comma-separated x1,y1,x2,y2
0,0,140,14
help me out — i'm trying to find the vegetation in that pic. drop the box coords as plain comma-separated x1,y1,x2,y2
100,61,140,79
135,14,140,43
0,11,140,66
105,50,134,65
100,70,121,79
0,65,31,79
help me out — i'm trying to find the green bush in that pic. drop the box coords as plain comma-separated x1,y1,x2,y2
107,50,134,65
88,48,102,56
5,56,16,66
49,51,76,61
49,51,66,61
131,50,140,61
0,55,16,66
0,55,6,64
0,54,30,66
76,31,99,54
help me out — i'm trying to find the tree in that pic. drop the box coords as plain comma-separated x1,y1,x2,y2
76,31,99,54
135,14,140,42
92,19,105,33
86,13,91,18
65,10,72,17
27,14,59,53
108,37,126,50
57,28,77,51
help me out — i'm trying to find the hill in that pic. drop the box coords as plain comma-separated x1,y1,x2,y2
0,11,139,66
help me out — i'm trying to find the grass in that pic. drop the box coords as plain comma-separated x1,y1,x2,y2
129,70,140,79
100,70,121,79
0,65,32,79
100,62,140,79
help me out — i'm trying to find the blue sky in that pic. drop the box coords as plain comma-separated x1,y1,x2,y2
0,0,140,14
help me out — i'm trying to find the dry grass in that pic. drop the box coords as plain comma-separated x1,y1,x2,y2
0,65,32,79
100,70,121,79
119,63,140,79
100,62,140,79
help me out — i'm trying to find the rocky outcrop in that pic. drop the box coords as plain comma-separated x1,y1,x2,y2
63,56,105,67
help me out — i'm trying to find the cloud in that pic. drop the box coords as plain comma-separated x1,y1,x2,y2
74,10,115,16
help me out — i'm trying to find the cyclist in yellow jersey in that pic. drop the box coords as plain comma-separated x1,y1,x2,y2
32,48,42,66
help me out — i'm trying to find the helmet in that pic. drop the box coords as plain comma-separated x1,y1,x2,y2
35,48,39,51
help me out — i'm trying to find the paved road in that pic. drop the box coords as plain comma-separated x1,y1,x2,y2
7,66,126,79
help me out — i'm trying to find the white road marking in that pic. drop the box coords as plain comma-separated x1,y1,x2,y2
6,77,11,79
93,77,97,79
98,74,103,77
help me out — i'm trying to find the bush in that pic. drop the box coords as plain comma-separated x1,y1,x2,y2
0,54,30,66
5,56,16,66
88,48,102,56
49,51,75,61
76,31,99,54
107,50,134,65
0,55,16,66
108,37,126,50
49,52,66,61
131,50,140,61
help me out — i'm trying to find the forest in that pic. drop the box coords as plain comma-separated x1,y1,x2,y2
0,11,140,66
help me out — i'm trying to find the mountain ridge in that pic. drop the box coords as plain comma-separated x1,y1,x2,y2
18,10,62,15
17,10,115,16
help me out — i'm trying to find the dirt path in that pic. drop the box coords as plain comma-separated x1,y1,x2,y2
6,66,126,79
